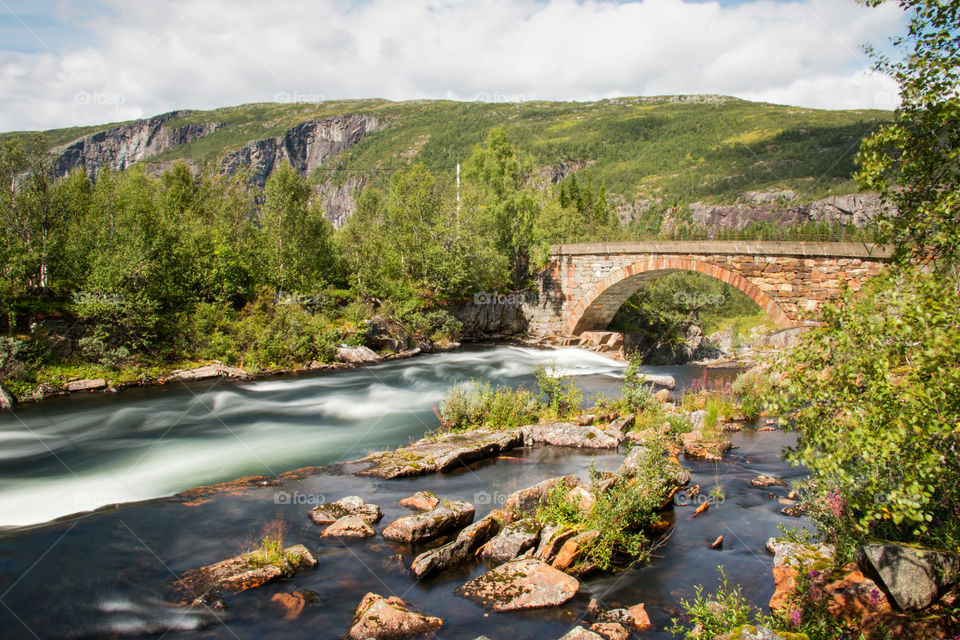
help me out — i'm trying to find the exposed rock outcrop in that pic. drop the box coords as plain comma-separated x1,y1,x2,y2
52,111,223,178
173,544,317,601
308,496,383,526
409,514,501,578
522,422,621,449
220,114,380,187
857,543,960,611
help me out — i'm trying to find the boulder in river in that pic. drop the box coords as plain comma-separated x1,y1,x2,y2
355,429,523,479
348,592,442,640
399,491,440,511
504,474,581,519
336,345,381,364
857,542,960,610
456,557,579,611
480,518,541,564
714,626,809,640
173,544,317,600
522,422,620,449
382,500,474,543
308,495,382,526
751,474,786,487
321,515,376,538
410,514,501,578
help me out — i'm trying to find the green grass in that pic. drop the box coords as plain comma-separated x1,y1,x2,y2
16,96,893,210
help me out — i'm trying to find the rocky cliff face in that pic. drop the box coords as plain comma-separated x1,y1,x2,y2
666,191,889,232
220,114,380,187
52,111,223,177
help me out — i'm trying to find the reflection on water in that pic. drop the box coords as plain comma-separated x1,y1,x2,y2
0,345,804,640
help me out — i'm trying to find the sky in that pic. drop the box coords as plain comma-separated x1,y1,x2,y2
0,0,905,133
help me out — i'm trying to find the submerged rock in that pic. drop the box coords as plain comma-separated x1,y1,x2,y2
456,557,579,611
355,429,522,479
522,422,620,449
348,592,442,639
321,515,376,538
399,491,440,511
715,626,809,640
857,542,960,610
680,431,732,460
382,500,474,543
559,627,604,640
480,518,541,564
751,474,786,487
173,544,317,600
588,622,630,640
410,514,501,578
308,495,382,526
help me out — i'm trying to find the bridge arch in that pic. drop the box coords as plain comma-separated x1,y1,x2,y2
563,256,793,336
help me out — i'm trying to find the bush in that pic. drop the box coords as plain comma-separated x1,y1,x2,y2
535,440,672,570
731,366,777,420
0,336,31,382
533,364,583,419
771,266,960,553
437,381,540,431
669,567,757,638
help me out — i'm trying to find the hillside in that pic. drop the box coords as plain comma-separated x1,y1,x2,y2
7,95,892,227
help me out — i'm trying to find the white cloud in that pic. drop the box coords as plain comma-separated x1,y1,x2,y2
0,0,905,132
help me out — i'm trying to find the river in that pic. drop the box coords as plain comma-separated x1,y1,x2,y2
0,345,809,639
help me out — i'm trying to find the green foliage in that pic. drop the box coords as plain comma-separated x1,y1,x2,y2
535,451,669,570
669,567,758,638
731,367,777,420
436,381,540,432
856,0,960,271
770,266,960,553
532,364,583,419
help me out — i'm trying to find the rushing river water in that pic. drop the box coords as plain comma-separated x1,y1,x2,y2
0,345,809,639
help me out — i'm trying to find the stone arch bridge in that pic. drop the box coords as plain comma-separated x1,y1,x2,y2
527,241,893,338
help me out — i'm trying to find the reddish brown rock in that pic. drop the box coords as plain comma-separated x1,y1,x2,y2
552,530,599,571
321,515,375,538
173,544,317,601
348,593,442,639
399,491,440,511
589,622,630,640
627,603,653,632
456,557,580,611
271,592,307,620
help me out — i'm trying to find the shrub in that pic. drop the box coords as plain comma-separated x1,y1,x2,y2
668,567,759,638
731,366,777,420
533,364,583,419
771,267,960,553
437,381,539,431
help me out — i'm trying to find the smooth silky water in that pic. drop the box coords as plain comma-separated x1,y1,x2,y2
0,345,810,639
